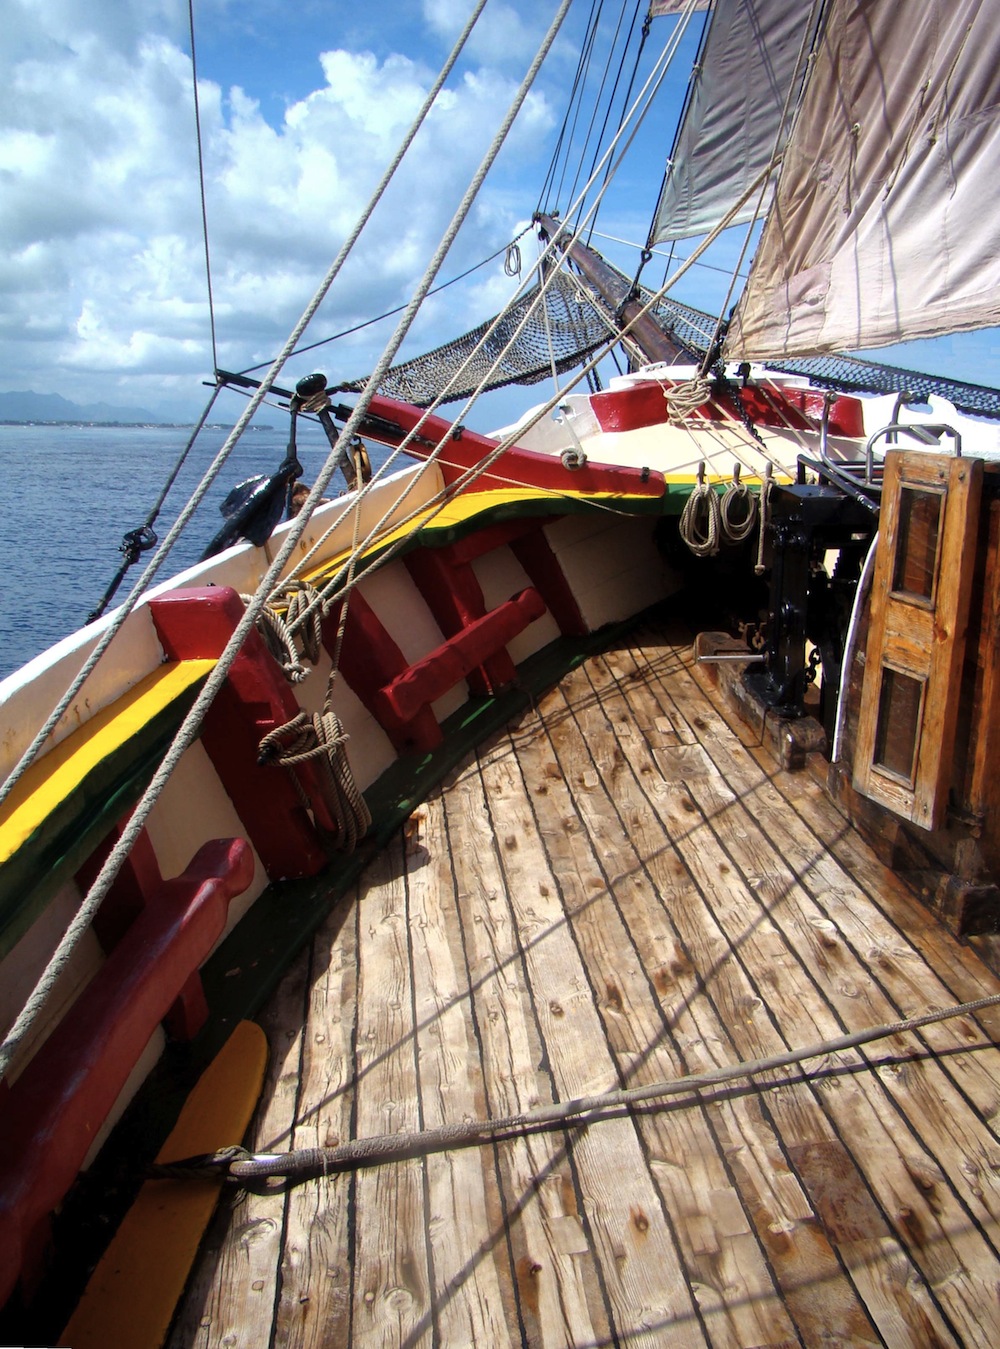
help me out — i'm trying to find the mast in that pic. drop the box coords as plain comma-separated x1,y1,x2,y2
534,213,687,366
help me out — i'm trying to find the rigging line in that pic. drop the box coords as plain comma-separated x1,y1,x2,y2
537,0,602,213
585,0,647,245
238,225,535,376
201,991,1000,1181
588,228,750,281
701,0,827,369
88,384,223,622
288,171,770,628
0,0,571,1084
283,28,690,600
0,0,490,823
565,0,633,220
285,13,704,624
550,0,604,214
188,0,217,374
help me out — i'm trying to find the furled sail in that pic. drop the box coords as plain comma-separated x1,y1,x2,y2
649,0,819,244
726,0,1000,361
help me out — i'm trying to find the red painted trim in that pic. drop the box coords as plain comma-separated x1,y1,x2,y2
362,394,666,497
404,548,507,696
0,837,254,1307
509,529,588,637
589,378,865,439
374,587,546,726
150,588,329,878
323,592,443,754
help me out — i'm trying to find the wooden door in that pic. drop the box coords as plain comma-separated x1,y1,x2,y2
854,449,982,830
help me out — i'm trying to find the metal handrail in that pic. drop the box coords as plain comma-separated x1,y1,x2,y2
865,421,962,482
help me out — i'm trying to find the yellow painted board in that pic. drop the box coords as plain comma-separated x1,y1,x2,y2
61,1020,268,1349
0,659,216,866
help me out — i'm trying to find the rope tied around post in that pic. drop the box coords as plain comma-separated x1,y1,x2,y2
679,462,721,557
719,463,758,544
258,707,372,854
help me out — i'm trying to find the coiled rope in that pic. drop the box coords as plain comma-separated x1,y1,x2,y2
679,467,721,557
258,709,371,854
719,467,757,543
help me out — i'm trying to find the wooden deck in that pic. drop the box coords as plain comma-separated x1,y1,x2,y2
171,618,1000,1348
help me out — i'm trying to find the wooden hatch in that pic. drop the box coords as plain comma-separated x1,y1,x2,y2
854,448,983,830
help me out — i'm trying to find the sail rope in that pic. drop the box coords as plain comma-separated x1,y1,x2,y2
0,0,493,831
156,991,1000,1186
0,0,517,1081
187,0,217,376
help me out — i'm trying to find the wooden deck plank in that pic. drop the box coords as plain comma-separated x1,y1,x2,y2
175,618,1000,1348
403,781,513,1346
351,844,432,1348
549,658,902,1348
613,640,1000,1344
272,894,358,1348
444,754,614,1347
475,727,708,1347
516,675,799,1349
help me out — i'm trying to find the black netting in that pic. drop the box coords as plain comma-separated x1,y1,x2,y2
335,272,616,406
338,255,1000,421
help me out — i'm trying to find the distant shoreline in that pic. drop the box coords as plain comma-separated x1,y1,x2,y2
0,421,274,430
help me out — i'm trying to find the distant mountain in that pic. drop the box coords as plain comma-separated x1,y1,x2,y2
0,390,164,423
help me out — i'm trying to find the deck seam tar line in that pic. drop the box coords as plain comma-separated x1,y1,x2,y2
171,622,1000,1349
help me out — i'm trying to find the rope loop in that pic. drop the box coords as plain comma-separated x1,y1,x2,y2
755,465,774,575
504,241,522,277
720,467,758,544
244,581,326,684
679,470,721,558
662,375,713,424
258,709,372,854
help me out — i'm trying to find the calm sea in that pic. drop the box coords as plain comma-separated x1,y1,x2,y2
0,422,391,681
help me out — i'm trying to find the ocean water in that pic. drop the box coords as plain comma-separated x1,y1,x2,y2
0,421,390,681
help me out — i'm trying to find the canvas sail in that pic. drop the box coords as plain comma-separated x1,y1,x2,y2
649,0,819,244
726,0,1000,361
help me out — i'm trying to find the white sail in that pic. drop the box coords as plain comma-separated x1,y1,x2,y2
649,0,819,244
726,0,1000,361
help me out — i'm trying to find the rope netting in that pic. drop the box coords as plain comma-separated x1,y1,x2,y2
338,252,1000,422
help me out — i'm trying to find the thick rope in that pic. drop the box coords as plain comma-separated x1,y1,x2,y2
0,0,500,1081
679,478,722,557
719,473,758,543
258,709,371,854
158,992,1000,1185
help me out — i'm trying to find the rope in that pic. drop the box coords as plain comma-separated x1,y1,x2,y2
0,0,499,1081
258,709,371,854
719,472,757,543
755,467,773,575
663,373,712,422
158,991,1000,1185
187,0,217,374
679,476,721,557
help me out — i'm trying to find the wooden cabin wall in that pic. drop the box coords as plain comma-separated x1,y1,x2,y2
831,468,1000,935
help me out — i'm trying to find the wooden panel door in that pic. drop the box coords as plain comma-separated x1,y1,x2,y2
854,449,982,830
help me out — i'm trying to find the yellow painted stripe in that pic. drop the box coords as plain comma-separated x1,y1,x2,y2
300,485,649,590
0,659,215,866
62,1020,269,1349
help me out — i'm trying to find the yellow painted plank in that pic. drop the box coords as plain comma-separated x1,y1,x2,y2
0,659,215,865
62,1020,268,1349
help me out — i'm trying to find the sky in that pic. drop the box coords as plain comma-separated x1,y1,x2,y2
3,0,998,428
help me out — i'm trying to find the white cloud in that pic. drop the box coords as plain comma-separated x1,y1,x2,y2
0,0,556,417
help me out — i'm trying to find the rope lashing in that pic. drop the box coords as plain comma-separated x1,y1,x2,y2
662,373,712,424
679,463,721,557
719,464,757,544
258,709,371,854
755,462,774,575
155,990,1000,1187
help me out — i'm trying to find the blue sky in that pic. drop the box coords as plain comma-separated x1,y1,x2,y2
3,0,997,426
